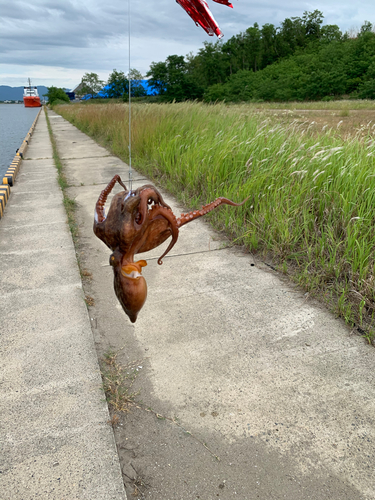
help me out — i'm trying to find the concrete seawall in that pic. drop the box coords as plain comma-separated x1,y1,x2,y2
0,110,127,499
0,108,42,219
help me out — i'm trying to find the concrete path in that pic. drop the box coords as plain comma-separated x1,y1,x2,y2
2,107,375,500
48,108,375,500
0,111,127,499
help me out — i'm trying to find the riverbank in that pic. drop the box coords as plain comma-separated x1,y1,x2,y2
47,108,375,499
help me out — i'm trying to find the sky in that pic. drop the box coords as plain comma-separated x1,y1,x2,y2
1,0,375,90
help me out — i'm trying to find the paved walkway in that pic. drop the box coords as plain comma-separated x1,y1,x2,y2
51,108,375,500
0,110,127,499
1,107,375,500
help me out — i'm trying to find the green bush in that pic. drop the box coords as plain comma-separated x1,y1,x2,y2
46,86,70,105
357,79,375,99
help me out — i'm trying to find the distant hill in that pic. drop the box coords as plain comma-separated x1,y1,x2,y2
0,85,49,101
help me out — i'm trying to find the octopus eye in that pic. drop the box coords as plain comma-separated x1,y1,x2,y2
148,198,153,205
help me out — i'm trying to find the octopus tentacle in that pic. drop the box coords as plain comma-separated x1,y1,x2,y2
148,205,179,264
137,188,164,225
138,185,171,210
95,175,127,223
177,196,249,228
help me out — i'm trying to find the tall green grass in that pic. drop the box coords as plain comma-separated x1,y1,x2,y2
55,101,375,340
237,100,375,110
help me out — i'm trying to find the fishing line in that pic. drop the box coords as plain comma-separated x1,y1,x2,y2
128,0,132,190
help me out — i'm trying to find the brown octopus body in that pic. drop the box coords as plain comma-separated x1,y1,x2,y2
94,175,247,323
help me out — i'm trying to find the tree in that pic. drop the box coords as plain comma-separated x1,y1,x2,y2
358,79,375,99
147,55,203,101
46,86,70,105
193,42,228,87
302,10,324,41
345,27,375,92
106,68,146,99
80,72,104,96
145,9,375,103
320,25,342,43
128,68,143,81
127,68,146,98
260,23,278,68
147,56,183,100
222,36,241,75
107,69,127,98
360,21,373,34
147,61,168,95
244,23,261,71
278,16,305,56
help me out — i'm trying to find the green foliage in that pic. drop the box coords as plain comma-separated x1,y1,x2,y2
107,69,127,98
203,82,229,102
127,68,147,98
357,79,375,99
204,28,375,102
147,10,375,103
193,41,228,87
127,83,147,98
147,55,203,101
146,61,168,95
80,72,104,96
107,68,146,99
46,86,70,105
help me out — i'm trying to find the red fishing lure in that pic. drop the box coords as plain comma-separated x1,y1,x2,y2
176,0,233,38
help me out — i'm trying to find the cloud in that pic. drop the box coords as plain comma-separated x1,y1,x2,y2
1,0,374,88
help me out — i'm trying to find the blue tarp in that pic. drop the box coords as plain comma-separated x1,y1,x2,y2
81,80,157,100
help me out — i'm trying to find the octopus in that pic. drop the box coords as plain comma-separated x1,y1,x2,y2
94,175,247,323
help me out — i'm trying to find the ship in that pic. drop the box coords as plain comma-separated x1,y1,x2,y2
23,79,42,107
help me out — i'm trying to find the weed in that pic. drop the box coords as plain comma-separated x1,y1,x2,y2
63,196,78,242
108,413,121,428
45,108,79,243
123,463,150,498
100,349,139,419
362,328,375,345
80,268,93,281
84,294,95,306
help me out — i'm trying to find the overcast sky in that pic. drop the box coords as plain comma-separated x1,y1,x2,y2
1,0,375,90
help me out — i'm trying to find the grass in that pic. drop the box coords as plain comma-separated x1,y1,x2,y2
239,99,375,110
100,349,139,423
45,106,94,288
54,100,375,344
44,107,79,243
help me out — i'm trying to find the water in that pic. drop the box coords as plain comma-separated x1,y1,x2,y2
0,104,40,179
